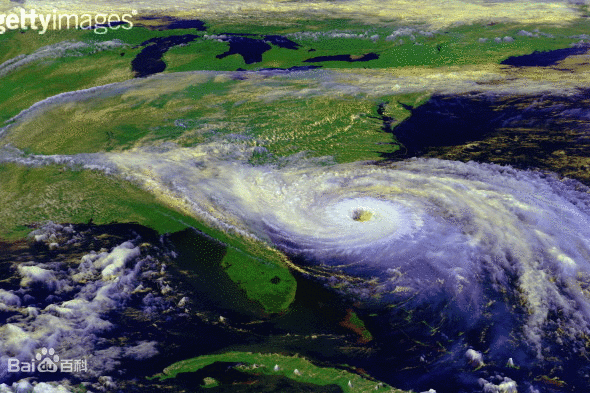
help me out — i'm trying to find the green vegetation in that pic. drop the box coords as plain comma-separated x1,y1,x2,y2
218,93,396,163
2,10,590,321
0,162,296,313
0,163,194,240
2,18,590,161
163,19,590,70
222,248,295,313
347,311,373,342
2,18,590,126
1,12,589,392
204,18,370,36
4,73,402,162
535,375,567,388
71,384,88,393
0,28,95,64
154,351,406,392
0,38,134,124
202,377,219,388
3,16,589,163
3,75,237,154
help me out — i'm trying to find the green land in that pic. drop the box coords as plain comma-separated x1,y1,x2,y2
2,12,588,317
1,14,589,390
154,351,405,392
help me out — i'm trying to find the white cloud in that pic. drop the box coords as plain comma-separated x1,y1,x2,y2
466,349,484,368
104,143,590,363
0,224,169,383
0,381,73,393
122,341,159,360
1,0,580,28
0,290,21,308
479,377,518,393
0,40,127,78
17,266,56,287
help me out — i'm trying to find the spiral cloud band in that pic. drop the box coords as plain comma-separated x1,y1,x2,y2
3,140,589,389
105,145,590,365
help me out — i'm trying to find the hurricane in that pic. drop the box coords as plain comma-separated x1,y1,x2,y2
3,0,590,390
3,136,590,389
104,143,590,381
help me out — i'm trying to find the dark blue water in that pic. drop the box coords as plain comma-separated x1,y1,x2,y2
501,46,589,66
132,35,199,77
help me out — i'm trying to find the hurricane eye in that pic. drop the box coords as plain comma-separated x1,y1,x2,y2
351,209,373,222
